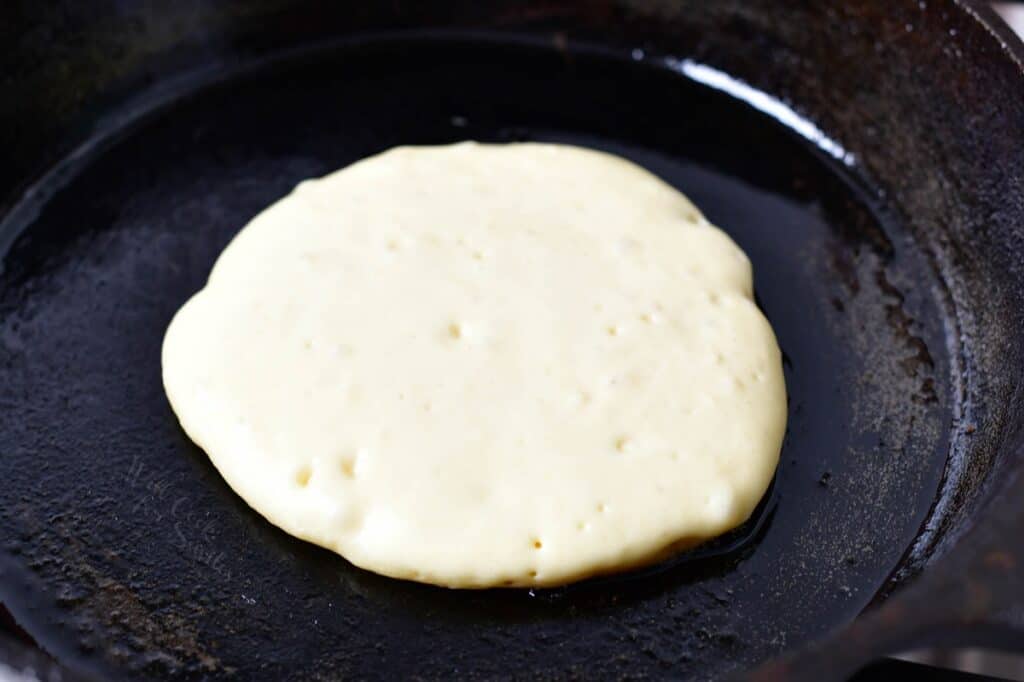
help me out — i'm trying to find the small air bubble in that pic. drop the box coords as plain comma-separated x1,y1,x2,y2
450,115,468,127
641,311,662,324
631,47,645,61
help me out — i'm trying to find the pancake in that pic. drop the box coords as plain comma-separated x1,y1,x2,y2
161,142,786,588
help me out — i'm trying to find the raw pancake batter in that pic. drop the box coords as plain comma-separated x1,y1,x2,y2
162,142,787,588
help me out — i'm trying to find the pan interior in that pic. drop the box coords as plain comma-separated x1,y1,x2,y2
0,36,954,679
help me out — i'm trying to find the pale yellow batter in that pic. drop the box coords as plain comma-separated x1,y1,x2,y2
162,142,786,588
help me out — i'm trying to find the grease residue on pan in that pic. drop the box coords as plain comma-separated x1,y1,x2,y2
0,36,955,680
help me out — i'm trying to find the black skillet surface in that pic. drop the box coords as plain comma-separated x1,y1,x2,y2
0,2,1023,680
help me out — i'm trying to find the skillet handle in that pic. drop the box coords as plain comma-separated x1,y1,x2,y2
748,471,1024,680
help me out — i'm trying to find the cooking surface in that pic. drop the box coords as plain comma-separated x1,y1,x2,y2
0,36,957,679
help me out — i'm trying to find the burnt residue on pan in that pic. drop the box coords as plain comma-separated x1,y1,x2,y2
1,1,1023,680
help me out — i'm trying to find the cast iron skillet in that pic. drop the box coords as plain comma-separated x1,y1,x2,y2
1,1,1023,679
